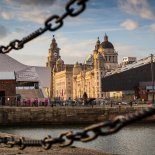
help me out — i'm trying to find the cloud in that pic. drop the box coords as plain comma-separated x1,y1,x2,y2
0,25,8,38
17,9,49,24
121,19,139,30
56,34,94,64
63,27,122,34
5,33,94,66
0,7,52,24
150,23,155,32
0,11,12,20
119,0,155,20
15,28,24,33
0,28,29,48
115,42,150,63
4,0,57,6
1,0,65,24
8,53,47,66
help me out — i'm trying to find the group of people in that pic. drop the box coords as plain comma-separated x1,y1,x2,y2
17,98,49,107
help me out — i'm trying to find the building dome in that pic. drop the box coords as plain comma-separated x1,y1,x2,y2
101,41,114,49
100,34,114,49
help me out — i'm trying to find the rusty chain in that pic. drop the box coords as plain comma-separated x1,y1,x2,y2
0,0,89,54
0,106,155,150
0,0,155,151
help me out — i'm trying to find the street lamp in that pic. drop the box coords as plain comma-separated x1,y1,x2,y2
151,54,154,104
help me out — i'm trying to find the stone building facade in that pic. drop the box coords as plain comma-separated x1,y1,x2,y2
46,36,74,100
73,34,118,99
53,64,73,100
46,34,118,100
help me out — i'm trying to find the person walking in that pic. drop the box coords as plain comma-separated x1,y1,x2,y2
44,98,48,106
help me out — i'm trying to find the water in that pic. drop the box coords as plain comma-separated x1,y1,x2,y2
0,124,155,155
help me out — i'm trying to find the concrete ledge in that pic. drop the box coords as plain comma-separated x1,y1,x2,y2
0,106,154,126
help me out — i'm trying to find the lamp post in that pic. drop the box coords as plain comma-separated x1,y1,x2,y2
151,54,154,104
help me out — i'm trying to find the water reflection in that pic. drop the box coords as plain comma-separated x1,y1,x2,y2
0,124,155,155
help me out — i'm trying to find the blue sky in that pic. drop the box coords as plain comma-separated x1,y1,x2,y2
0,0,155,66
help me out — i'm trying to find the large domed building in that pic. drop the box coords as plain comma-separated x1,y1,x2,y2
101,34,114,49
96,34,118,71
73,34,118,99
47,34,118,100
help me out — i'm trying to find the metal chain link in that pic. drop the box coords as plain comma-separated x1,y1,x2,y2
0,0,155,151
0,0,89,54
0,106,155,150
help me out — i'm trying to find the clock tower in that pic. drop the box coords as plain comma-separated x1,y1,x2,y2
46,35,60,69
46,35,61,99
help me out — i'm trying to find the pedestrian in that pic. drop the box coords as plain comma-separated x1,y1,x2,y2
26,98,30,107
129,101,133,107
34,98,38,106
110,101,113,107
44,98,48,106
118,102,121,112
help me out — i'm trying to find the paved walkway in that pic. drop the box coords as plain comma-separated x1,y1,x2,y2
0,133,115,155
0,146,114,155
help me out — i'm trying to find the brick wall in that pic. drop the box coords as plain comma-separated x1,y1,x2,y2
0,80,16,105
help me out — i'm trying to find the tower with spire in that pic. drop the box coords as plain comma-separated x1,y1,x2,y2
46,35,62,99
46,35,60,70
104,33,108,42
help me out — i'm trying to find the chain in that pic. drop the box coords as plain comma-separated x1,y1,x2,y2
0,106,155,150
0,0,89,54
1,0,155,151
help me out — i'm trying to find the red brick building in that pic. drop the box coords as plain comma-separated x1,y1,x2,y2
0,72,16,105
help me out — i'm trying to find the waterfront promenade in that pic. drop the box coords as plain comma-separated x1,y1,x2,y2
0,105,154,155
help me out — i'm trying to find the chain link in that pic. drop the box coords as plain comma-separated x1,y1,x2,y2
0,106,155,150
0,0,89,54
0,0,155,151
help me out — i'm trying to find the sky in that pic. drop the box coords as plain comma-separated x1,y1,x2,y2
0,0,155,66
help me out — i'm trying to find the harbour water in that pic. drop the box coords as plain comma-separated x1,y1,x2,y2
0,123,155,155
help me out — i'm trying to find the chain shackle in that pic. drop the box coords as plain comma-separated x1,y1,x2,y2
0,45,12,54
65,131,90,142
45,15,63,31
59,131,74,147
66,0,86,17
41,135,52,150
9,40,24,50
3,136,15,148
17,137,26,150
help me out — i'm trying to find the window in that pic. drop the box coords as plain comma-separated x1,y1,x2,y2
97,82,99,86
